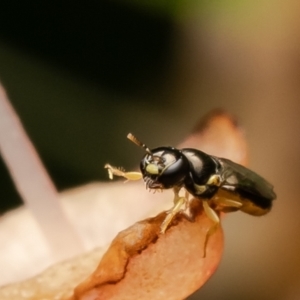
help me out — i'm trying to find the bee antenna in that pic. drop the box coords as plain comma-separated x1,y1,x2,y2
127,133,153,156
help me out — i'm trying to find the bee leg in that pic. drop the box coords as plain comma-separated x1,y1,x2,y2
181,191,197,222
104,164,142,181
160,198,186,234
216,198,243,208
202,201,220,258
160,188,186,233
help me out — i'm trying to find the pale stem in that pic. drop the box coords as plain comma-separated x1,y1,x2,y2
0,85,84,260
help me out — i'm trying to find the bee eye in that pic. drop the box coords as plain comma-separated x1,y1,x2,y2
146,163,160,175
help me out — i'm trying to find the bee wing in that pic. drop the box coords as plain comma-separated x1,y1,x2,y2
214,157,276,207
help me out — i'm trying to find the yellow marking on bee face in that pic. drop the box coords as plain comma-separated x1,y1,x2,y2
146,163,159,175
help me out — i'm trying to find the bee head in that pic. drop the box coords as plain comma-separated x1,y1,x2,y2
127,133,189,190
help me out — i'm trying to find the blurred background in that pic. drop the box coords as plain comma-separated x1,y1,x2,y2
0,0,299,299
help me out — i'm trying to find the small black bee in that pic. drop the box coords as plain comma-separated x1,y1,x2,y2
105,133,276,255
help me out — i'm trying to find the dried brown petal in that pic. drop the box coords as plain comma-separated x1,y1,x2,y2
72,200,223,300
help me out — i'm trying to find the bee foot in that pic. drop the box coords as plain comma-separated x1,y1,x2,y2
160,197,186,233
104,164,142,181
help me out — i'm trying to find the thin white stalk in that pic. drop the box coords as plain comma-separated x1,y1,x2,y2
0,85,84,260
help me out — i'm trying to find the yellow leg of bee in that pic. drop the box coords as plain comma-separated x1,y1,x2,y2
160,188,187,234
104,164,142,181
202,201,220,258
216,198,243,208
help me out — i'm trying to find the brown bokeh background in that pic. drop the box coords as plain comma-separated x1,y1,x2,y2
0,1,299,299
